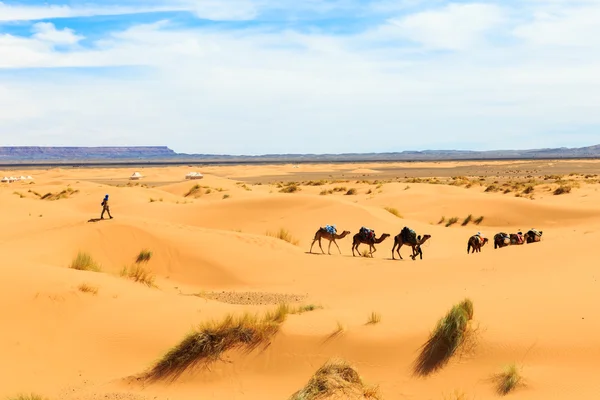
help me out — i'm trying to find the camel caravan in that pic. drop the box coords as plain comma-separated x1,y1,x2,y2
309,225,543,260
310,225,430,260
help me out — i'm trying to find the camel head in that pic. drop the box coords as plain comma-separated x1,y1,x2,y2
341,230,351,235
377,233,391,242
482,237,489,245
420,234,432,243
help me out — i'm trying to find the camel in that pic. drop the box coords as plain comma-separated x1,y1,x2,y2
494,233,511,249
509,233,526,245
392,232,432,260
467,235,489,254
309,227,351,255
351,231,390,258
525,229,543,244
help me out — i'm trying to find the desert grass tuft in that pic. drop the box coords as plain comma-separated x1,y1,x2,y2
266,228,300,246
345,188,358,195
184,184,203,198
145,305,289,382
494,363,523,395
136,249,153,263
77,283,99,295
70,251,101,272
384,207,402,218
291,304,323,314
445,217,459,227
554,185,572,195
474,216,484,225
288,358,381,400
120,264,156,287
413,298,474,376
7,395,49,400
366,311,382,325
461,215,472,226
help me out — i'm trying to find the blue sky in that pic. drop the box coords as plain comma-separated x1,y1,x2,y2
1,0,599,155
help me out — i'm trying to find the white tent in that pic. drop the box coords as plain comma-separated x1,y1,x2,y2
1,177,9,183
26,176,33,180
185,172,204,180
130,171,143,180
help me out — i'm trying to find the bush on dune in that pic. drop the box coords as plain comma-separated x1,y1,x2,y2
288,358,381,400
414,298,474,376
7,395,49,400
493,363,524,395
144,304,290,382
266,228,300,246
70,251,101,272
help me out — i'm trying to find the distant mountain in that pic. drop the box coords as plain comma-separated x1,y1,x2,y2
0,144,599,164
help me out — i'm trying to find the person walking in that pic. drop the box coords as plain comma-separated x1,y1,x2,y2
101,194,113,219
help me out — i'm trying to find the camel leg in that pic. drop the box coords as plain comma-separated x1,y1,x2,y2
309,238,316,253
352,243,358,257
397,243,403,260
327,240,333,255
332,240,341,254
391,242,397,260
318,238,325,254
370,244,376,257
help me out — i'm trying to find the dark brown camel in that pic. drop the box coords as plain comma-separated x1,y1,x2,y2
494,233,511,249
509,233,526,245
392,233,432,260
309,228,351,255
525,229,543,244
351,232,390,258
467,235,489,254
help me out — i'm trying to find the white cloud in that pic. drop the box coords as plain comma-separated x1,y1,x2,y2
32,22,83,45
381,3,506,50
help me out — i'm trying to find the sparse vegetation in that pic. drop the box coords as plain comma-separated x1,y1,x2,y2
461,215,472,226
554,185,572,195
288,358,381,400
184,184,203,198
13,191,25,198
493,363,523,395
445,217,459,227
77,283,99,295
70,251,101,272
414,298,474,376
120,264,156,287
222,194,230,199
266,228,300,246
384,207,402,218
345,188,358,195
291,304,323,314
280,184,300,193
145,305,289,382
7,394,49,400
438,216,446,225
366,311,381,325
474,216,484,225
41,187,79,200
136,249,153,264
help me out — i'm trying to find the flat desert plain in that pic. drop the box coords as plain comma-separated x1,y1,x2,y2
1,160,600,400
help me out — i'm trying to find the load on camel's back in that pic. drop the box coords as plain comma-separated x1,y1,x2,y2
324,225,337,235
526,228,543,243
401,227,418,245
359,226,375,241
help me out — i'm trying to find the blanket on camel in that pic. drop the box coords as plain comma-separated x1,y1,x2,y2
402,227,418,245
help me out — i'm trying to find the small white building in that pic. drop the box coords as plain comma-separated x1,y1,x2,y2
1,177,10,183
185,172,204,180
130,171,143,180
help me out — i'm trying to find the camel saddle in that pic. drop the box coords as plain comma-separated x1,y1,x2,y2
402,227,418,245
324,225,337,235
360,227,375,241
528,229,541,237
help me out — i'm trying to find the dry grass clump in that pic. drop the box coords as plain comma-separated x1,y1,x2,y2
366,311,381,325
13,191,25,198
414,298,474,376
333,186,347,192
120,264,156,287
445,217,459,227
493,363,523,395
346,188,358,195
266,228,300,246
77,283,99,295
461,215,472,226
280,183,301,193
474,216,484,225
7,394,49,400
145,305,289,382
554,185,572,195
184,184,203,198
41,187,79,200
136,249,153,263
484,185,500,193
70,251,101,272
292,304,323,314
384,207,402,218
319,189,334,195
438,216,446,225
288,358,381,400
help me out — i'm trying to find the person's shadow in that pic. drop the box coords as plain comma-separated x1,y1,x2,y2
87,218,104,223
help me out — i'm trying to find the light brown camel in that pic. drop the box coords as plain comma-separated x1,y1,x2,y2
392,233,432,260
351,232,390,258
309,228,351,255
467,235,489,254
494,232,511,249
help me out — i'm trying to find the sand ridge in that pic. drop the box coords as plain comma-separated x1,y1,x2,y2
1,161,600,399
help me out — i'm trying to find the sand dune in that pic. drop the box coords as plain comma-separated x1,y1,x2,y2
1,161,599,399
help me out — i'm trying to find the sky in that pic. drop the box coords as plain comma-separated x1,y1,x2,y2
0,0,599,155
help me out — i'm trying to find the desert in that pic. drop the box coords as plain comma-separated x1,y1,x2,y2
1,160,600,400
